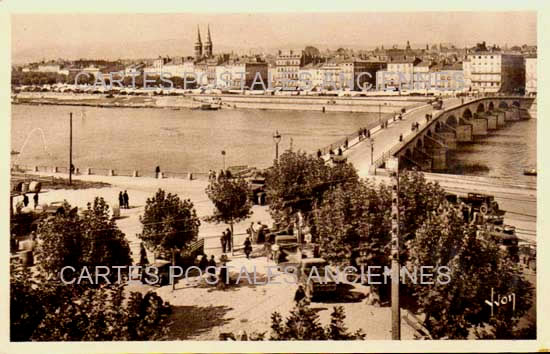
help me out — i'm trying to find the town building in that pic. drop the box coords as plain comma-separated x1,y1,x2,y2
466,52,525,93
274,49,314,89
525,55,537,95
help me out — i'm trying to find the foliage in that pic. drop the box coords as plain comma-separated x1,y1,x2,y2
408,207,533,339
313,171,446,269
205,177,253,228
10,264,171,341
265,150,359,227
36,198,132,281
138,189,200,257
270,302,365,340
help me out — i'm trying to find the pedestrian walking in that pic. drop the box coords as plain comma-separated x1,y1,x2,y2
199,254,208,272
317,149,322,158
33,192,39,209
207,255,217,283
294,284,306,304
218,262,229,289
118,191,124,209
338,147,343,156
155,166,161,178
221,231,227,253
399,134,403,142
244,237,252,259
22,193,29,207
123,190,129,209
225,228,232,252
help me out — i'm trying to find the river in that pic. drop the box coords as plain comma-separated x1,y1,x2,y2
446,117,537,188
11,104,386,174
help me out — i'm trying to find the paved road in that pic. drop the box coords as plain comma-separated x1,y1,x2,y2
346,97,464,178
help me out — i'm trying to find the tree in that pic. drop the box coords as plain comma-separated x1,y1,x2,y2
138,189,200,259
270,302,365,340
205,177,253,251
10,263,171,341
313,172,445,278
36,198,132,281
408,207,533,339
266,150,359,228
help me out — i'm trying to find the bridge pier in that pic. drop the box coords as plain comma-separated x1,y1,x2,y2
495,111,506,127
472,117,488,136
438,132,457,149
485,114,497,130
504,109,520,121
425,147,447,171
456,124,473,142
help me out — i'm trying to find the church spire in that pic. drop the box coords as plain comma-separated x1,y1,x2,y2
194,25,203,60
204,24,213,58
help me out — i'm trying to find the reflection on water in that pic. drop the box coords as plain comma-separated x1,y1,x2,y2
12,104,383,173
447,118,536,187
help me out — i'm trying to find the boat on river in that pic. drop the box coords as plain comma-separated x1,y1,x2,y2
523,168,537,176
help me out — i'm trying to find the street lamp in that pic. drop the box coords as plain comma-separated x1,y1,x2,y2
221,150,226,170
273,130,282,160
369,138,374,166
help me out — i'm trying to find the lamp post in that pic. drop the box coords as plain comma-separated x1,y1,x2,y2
369,138,374,165
273,130,282,160
221,150,226,170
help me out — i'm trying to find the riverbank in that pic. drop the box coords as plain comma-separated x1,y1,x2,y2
13,91,425,113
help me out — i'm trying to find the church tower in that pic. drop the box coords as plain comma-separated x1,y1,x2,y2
194,25,203,60
204,25,213,58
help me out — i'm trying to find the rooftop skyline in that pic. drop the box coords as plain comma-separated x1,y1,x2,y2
12,12,536,63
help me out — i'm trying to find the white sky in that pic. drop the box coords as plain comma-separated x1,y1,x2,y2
12,12,537,63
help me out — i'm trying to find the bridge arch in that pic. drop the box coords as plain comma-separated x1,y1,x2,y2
416,138,423,149
512,101,520,107
499,101,509,109
405,148,412,158
463,108,473,119
435,121,441,131
476,103,485,113
446,115,458,127
488,101,494,111
427,129,432,137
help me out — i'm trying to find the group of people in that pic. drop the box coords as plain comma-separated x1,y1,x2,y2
220,228,233,253
208,169,234,182
118,190,130,209
198,253,219,281
411,121,421,131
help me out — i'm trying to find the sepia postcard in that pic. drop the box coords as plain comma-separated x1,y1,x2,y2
1,1,547,353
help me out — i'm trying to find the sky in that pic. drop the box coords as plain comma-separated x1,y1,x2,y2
11,12,537,63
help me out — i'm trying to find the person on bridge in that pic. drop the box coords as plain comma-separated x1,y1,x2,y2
338,147,343,156
22,193,29,208
118,191,124,209
399,134,403,142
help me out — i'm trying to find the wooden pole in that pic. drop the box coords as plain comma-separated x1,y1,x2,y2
69,112,73,185
390,157,401,340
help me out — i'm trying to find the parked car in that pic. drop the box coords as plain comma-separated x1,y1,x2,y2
297,258,338,301
518,241,536,271
267,235,299,264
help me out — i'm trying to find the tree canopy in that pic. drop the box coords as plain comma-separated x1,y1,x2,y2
36,197,132,281
138,189,201,258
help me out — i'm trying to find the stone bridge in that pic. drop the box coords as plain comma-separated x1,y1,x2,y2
379,96,536,172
